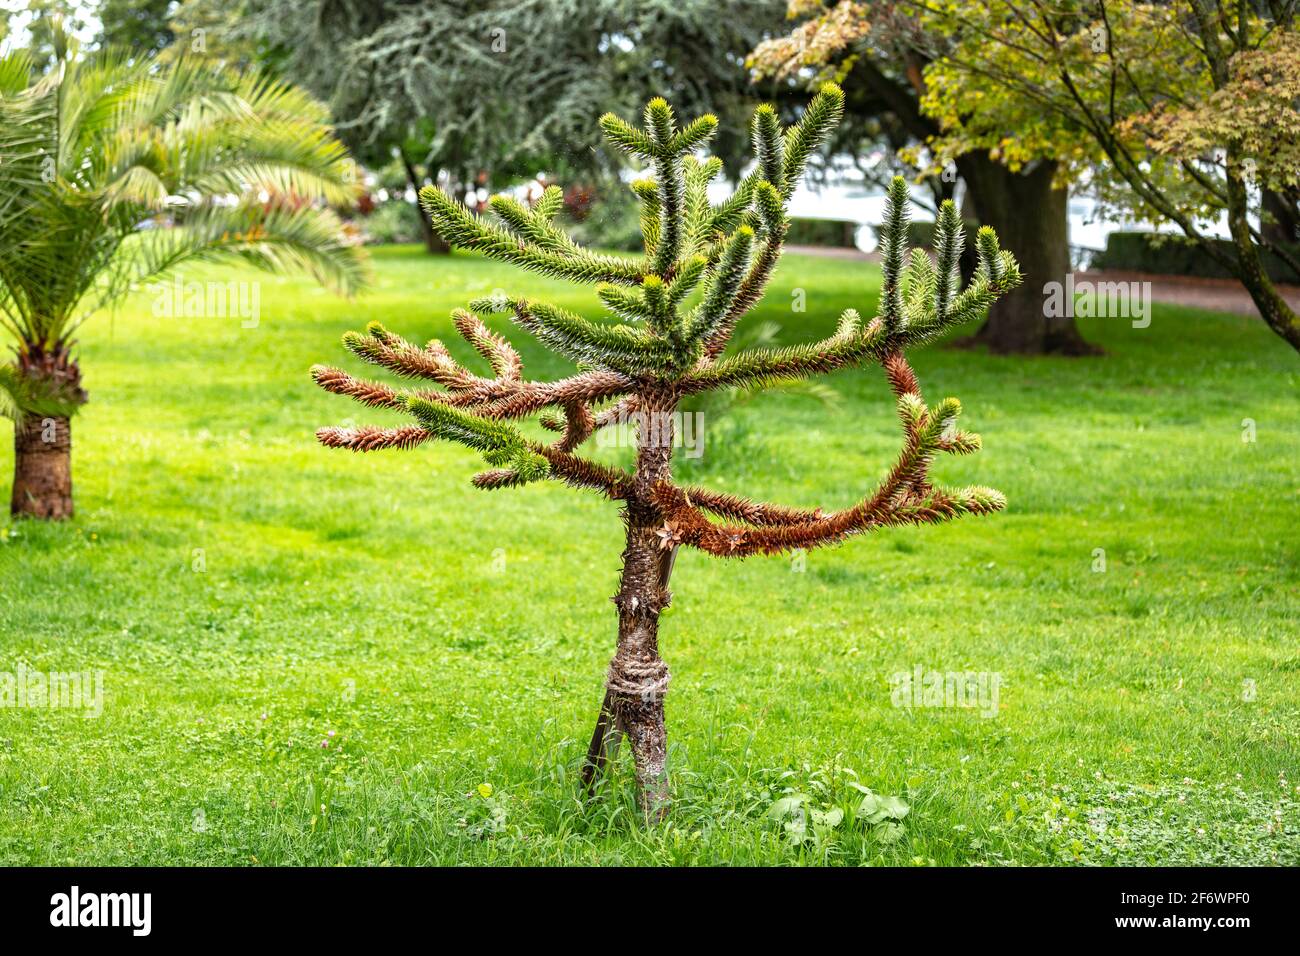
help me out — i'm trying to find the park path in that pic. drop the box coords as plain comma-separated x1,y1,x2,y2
785,245,1300,318
1075,270,1300,317
785,244,878,260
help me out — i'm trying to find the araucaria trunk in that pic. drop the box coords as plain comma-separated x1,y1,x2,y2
11,414,73,519
593,390,678,818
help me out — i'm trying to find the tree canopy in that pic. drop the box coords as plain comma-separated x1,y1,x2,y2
913,0,1300,350
174,0,788,180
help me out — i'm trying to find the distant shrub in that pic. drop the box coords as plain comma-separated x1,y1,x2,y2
899,218,981,250
363,201,425,245
786,217,858,247
1092,231,1300,282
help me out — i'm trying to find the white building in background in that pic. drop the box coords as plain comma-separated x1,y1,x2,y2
710,160,1236,263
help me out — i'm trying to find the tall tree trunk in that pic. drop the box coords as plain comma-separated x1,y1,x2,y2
400,153,450,255
956,155,1099,355
11,414,73,519
582,390,677,819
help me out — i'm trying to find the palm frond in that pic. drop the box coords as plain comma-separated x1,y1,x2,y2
132,201,367,296
0,46,367,350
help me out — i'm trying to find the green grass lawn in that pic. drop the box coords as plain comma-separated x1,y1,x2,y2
1,244,1296,865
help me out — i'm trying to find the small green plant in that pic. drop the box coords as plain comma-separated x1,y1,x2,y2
763,764,910,848
456,783,511,840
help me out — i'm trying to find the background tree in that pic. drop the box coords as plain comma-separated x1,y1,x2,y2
312,86,1022,815
1,0,91,72
94,0,177,58
911,0,1300,353
173,0,787,253
751,0,1097,354
0,35,367,518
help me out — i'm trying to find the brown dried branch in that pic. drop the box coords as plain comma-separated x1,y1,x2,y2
533,443,631,499
542,395,637,440
880,351,930,498
322,350,632,423
453,310,523,382
315,419,628,502
592,396,640,429
350,326,488,390
652,479,989,558
472,468,533,490
471,435,628,494
882,350,920,400
311,366,414,410
673,484,825,526
555,401,595,452
316,424,432,452
645,353,992,558
462,370,633,420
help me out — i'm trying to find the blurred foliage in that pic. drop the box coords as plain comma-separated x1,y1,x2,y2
361,201,426,246
1093,232,1300,283
95,0,175,57
785,217,858,248
172,0,787,182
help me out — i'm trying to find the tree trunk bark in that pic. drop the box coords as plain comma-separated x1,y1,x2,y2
11,413,73,519
956,155,1099,355
401,154,450,255
581,391,678,820
581,544,677,795
608,523,673,817
9,343,84,520
1226,165,1300,353
1261,188,1299,250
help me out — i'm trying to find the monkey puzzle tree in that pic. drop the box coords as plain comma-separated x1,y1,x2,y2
313,85,1021,817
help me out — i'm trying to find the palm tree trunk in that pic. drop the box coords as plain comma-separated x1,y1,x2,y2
9,343,84,520
11,413,73,519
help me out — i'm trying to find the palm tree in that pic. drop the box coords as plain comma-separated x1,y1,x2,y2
0,30,366,518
